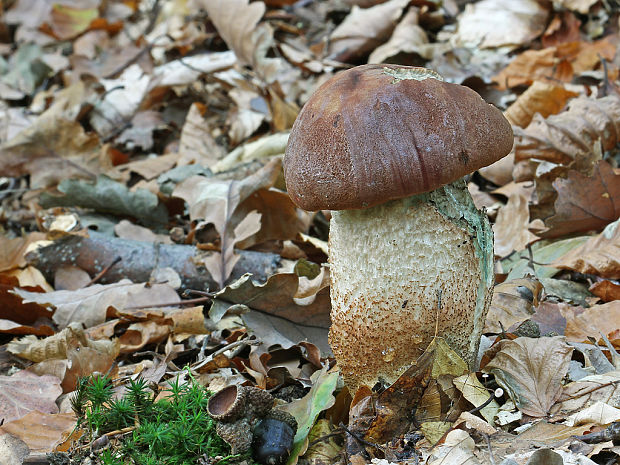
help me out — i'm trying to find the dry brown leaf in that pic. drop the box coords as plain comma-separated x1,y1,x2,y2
201,0,281,82
0,411,76,454
29,343,118,392
485,277,543,334
555,0,598,13
564,301,620,343
210,272,331,352
47,4,98,40
504,81,579,128
515,95,620,164
542,11,582,47
227,87,267,144
453,0,549,49
0,114,108,188
552,219,620,279
7,322,119,363
367,7,428,64
484,336,573,417
493,47,572,90
0,274,52,330
116,110,166,151
0,370,62,424
114,220,173,244
327,0,409,62
0,232,47,272
53,265,91,291
13,280,180,329
493,194,539,257
173,158,283,288
589,280,620,302
493,37,617,89
543,161,620,238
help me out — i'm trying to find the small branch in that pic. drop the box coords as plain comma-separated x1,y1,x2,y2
86,256,122,286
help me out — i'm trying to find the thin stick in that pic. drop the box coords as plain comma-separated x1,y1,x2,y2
86,256,121,286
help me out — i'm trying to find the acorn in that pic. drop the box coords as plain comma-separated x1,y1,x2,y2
252,410,298,465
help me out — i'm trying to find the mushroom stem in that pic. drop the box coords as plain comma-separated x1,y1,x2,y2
328,179,494,391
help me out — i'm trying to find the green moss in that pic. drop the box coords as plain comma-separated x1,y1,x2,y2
69,372,242,465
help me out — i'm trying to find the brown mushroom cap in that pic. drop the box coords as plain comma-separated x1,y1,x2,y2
284,64,514,211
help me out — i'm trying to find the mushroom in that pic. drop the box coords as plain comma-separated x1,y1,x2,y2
283,65,513,391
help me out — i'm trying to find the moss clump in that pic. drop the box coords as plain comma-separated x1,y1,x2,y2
68,371,242,465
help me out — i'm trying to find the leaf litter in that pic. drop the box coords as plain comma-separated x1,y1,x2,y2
0,0,618,464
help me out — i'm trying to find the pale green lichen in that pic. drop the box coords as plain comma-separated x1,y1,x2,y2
383,66,443,83
421,179,494,368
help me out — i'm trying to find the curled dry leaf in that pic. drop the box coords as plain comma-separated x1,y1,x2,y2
493,35,617,90
7,322,119,362
543,161,620,238
367,7,429,64
201,0,281,82
176,103,224,167
504,81,579,128
493,194,539,258
484,336,573,417
552,219,620,279
514,94,620,167
452,0,549,49
327,0,409,62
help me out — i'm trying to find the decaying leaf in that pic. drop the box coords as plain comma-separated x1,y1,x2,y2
366,338,467,444
13,280,180,329
484,336,573,417
327,0,409,62
544,161,620,238
0,411,76,454
500,236,588,280
493,36,617,89
280,366,339,464
493,194,539,257
514,94,620,170
504,81,579,128
7,322,119,362
201,0,281,82
485,277,543,334
553,371,620,416
552,218,620,279
564,301,620,343
589,280,620,302
48,4,99,40
0,370,62,424
453,0,550,49
39,175,168,227
174,158,285,288
368,7,429,64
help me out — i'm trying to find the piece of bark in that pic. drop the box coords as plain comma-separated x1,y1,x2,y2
26,232,282,291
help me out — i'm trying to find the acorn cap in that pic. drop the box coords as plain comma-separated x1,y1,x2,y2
284,64,514,211
207,385,245,422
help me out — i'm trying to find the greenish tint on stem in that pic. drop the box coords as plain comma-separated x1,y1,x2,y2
414,178,494,368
